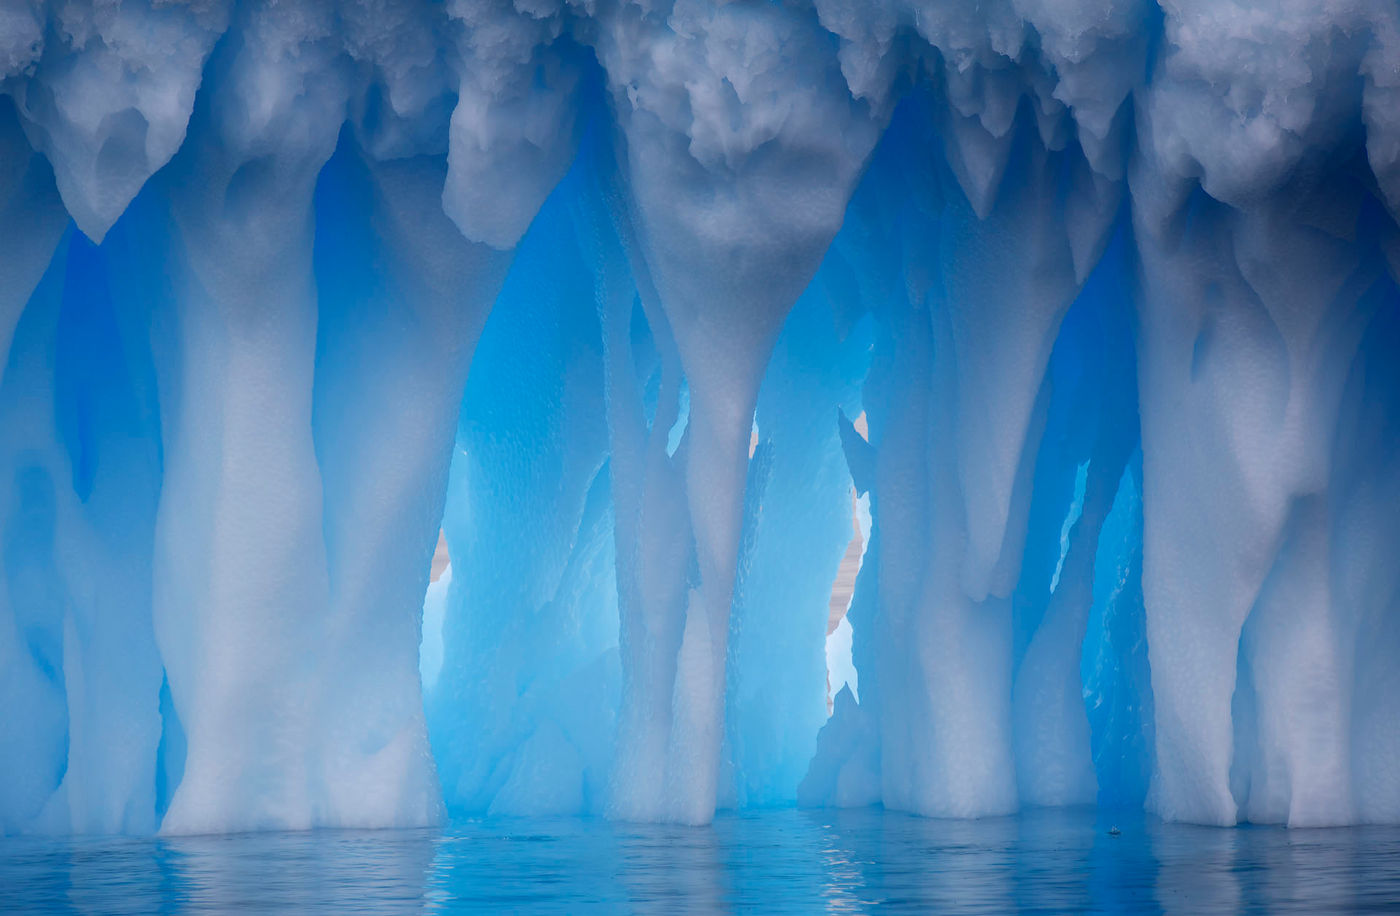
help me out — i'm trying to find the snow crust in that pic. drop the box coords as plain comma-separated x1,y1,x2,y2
1,0,1400,834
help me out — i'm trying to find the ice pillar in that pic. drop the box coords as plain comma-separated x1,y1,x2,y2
1132,167,1383,825
589,0,881,822
147,3,350,833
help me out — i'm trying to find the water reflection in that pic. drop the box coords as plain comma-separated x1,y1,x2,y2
3,808,1400,913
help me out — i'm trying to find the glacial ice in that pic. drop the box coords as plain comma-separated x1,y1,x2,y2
1,0,1400,836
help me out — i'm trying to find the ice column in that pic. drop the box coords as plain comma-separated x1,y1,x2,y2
146,0,351,833
1132,131,1385,824
311,145,510,827
589,0,881,823
310,0,566,825
579,129,696,824
1011,236,1138,808
887,104,1111,816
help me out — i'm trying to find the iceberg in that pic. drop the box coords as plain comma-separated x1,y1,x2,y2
0,0,1398,835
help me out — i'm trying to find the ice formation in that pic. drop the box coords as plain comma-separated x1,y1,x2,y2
2,0,1400,836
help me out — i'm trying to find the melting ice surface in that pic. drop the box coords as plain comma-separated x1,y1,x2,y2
4,6,1400,904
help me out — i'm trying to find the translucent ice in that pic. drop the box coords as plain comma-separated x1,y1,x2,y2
0,0,1397,837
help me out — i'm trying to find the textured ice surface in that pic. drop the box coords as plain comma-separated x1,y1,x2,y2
1,0,1399,836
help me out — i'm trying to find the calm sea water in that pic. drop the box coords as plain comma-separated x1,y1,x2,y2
4,808,1399,913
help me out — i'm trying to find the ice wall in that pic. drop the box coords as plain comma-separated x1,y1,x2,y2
1,0,1400,835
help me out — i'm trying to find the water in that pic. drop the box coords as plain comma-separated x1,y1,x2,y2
4,808,1400,913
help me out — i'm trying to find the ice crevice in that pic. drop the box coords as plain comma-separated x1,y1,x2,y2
1,0,1400,835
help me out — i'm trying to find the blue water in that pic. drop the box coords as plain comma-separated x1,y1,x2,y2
4,809,1399,913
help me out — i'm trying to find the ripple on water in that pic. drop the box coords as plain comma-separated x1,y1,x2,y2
3,808,1400,913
